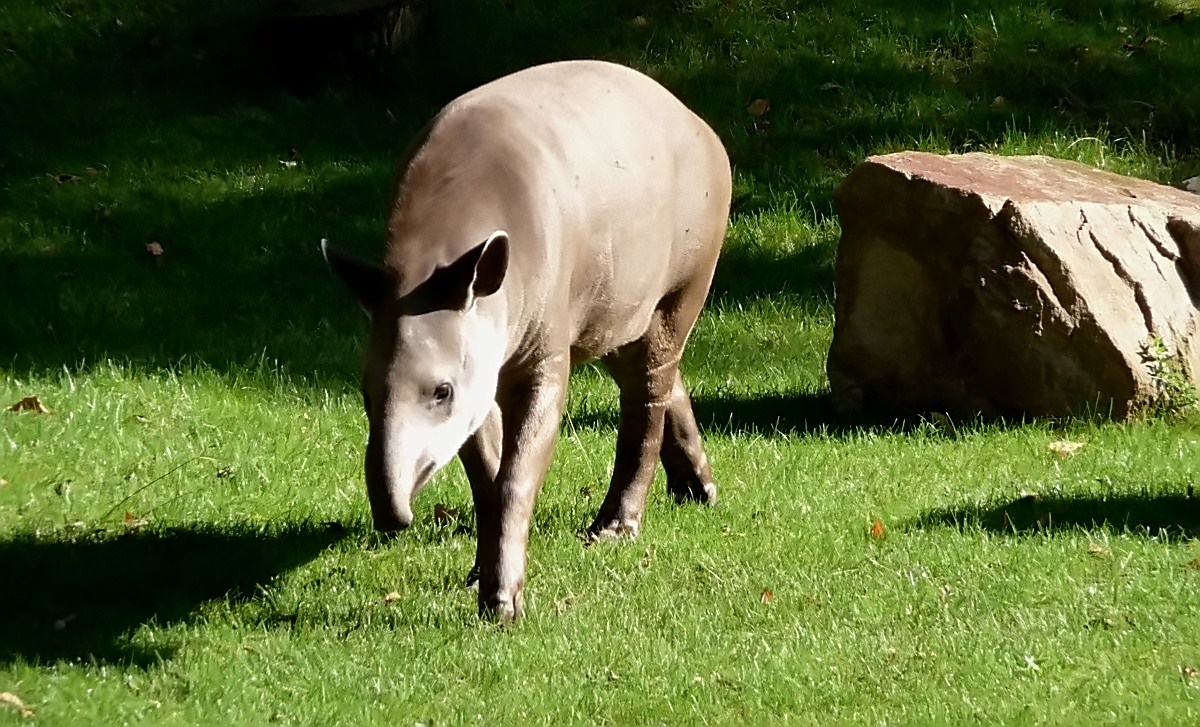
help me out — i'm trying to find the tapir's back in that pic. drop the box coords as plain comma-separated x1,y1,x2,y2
385,60,731,357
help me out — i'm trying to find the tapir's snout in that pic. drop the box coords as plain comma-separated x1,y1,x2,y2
365,437,437,532
372,507,413,533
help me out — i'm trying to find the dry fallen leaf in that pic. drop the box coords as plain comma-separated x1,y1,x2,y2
870,516,886,540
54,173,80,185
760,588,774,604
124,511,148,532
746,98,771,117
383,591,402,604
0,691,33,717
7,395,51,414
433,503,458,524
145,241,164,257
1182,665,1198,683
631,15,649,27
0,477,9,487
1186,557,1200,571
1087,541,1111,559
1048,440,1086,457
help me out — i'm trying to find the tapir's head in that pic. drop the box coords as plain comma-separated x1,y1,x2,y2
322,231,509,531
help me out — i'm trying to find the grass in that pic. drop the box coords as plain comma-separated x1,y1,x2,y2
3,0,1200,723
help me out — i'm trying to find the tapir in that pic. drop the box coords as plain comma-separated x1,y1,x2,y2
322,59,732,620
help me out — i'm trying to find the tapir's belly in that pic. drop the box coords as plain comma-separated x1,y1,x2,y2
563,228,685,364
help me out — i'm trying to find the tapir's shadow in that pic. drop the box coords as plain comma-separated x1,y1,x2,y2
0,522,348,666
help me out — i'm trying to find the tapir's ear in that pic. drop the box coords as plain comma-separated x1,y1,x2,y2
442,230,509,310
470,230,509,299
321,239,389,313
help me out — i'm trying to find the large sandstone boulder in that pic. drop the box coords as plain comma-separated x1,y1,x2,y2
827,151,1200,419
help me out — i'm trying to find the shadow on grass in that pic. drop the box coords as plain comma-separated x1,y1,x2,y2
0,521,349,666
914,489,1200,538
570,387,1031,439
3,0,1199,379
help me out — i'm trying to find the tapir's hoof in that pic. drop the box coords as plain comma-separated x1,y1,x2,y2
587,517,641,540
479,591,523,622
669,480,718,506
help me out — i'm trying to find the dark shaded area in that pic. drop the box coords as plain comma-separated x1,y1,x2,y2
572,388,1032,439
915,488,1200,538
694,391,839,436
1,0,1198,382
0,521,349,666
709,235,836,307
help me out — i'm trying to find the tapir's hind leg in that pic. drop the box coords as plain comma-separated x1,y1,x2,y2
660,369,718,505
590,279,718,537
590,335,675,538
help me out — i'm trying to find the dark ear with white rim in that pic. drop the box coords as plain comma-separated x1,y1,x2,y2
469,230,509,300
440,230,509,310
321,238,389,313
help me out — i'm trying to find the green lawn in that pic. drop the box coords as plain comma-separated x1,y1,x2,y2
3,0,1200,723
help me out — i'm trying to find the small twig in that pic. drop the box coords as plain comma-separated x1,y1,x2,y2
100,455,209,521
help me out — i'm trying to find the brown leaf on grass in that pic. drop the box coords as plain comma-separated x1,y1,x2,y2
7,396,51,414
383,591,402,604
869,516,886,540
1186,557,1200,571
1121,35,1164,54
1087,541,1111,559
124,511,148,532
1048,440,1085,457
746,98,771,117
1183,665,1198,683
0,476,9,487
760,588,774,604
433,503,458,524
53,173,80,185
630,15,649,27
145,241,164,257
0,691,33,717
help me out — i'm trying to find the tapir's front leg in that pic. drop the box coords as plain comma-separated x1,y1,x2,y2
458,402,502,589
473,354,569,621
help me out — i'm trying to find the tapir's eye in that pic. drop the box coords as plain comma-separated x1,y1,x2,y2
432,382,453,404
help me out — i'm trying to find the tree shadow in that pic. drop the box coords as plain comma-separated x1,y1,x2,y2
568,386,1035,439
914,488,1200,538
0,521,350,666
709,234,836,308
2,0,1198,379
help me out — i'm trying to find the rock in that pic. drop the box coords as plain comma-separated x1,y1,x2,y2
827,151,1200,419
